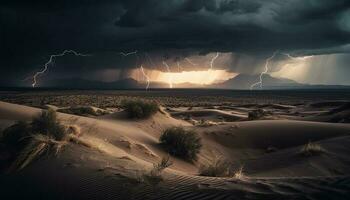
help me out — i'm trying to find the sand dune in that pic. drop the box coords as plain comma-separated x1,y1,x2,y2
301,102,350,123
1,101,350,199
170,109,246,122
242,135,350,177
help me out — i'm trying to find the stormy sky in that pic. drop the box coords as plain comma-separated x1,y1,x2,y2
0,0,350,87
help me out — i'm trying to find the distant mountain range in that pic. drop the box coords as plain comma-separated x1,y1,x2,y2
213,74,350,89
213,74,302,89
37,74,349,90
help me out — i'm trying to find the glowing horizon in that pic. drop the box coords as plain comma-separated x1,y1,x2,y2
131,68,236,86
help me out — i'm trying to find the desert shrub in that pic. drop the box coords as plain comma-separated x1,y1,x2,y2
121,99,159,119
299,142,325,157
199,157,232,177
58,107,95,116
57,106,107,116
160,127,202,161
31,108,67,140
0,109,69,171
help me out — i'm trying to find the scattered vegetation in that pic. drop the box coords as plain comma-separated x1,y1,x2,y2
299,141,326,157
140,156,173,186
1,91,347,111
0,109,77,171
160,127,202,161
199,157,232,177
57,106,108,117
121,99,159,119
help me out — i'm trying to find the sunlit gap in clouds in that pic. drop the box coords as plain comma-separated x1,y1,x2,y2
130,68,236,86
272,54,350,85
271,55,315,84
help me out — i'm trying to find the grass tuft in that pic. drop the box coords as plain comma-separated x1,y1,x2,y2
160,127,202,161
140,156,173,186
299,141,325,157
199,157,232,177
233,166,245,179
150,155,173,177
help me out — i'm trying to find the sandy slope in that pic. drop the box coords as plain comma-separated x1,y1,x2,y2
170,109,246,122
1,101,350,199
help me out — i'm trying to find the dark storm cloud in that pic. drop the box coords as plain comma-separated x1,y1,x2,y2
0,0,349,86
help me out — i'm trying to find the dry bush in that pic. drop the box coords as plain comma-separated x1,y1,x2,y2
121,99,159,119
299,141,325,157
0,109,72,171
199,157,232,177
58,106,108,116
160,127,202,161
31,108,67,140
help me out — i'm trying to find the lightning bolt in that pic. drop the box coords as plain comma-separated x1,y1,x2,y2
250,51,313,90
177,57,198,72
139,65,150,90
119,51,138,57
250,51,279,90
209,52,219,70
162,61,173,88
281,53,313,60
119,50,150,90
31,50,89,87
32,65,48,88
185,58,197,66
